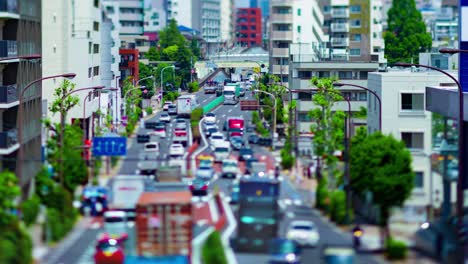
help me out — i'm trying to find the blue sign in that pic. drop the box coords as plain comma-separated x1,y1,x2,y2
92,137,127,156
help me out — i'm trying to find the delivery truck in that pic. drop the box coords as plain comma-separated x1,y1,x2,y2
177,94,199,118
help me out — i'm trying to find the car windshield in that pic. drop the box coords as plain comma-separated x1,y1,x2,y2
206,113,215,117
212,135,223,140
208,128,218,133
146,144,158,149
293,225,314,230
161,113,168,117
171,144,182,149
215,147,229,153
200,160,213,167
240,148,253,155
231,137,242,143
155,125,165,129
169,105,176,109
193,178,207,186
223,162,237,168
97,242,120,251
270,240,297,254
224,91,234,95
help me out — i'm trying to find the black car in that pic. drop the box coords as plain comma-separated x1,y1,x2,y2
144,121,158,129
137,134,150,143
248,134,259,144
239,147,254,161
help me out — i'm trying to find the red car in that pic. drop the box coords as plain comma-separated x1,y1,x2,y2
94,233,127,264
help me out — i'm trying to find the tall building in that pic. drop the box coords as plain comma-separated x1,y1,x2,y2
269,0,326,85
0,0,42,194
220,0,234,44
236,8,262,47
144,0,167,32
42,0,102,139
117,0,144,36
166,0,192,27
319,0,385,64
249,0,269,42
192,0,221,53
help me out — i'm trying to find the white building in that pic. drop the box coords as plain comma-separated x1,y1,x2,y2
42,0,102,138
116,0,144,36
367,69,456,222
166,0,192,27
220,0,234,43
144,0,167,32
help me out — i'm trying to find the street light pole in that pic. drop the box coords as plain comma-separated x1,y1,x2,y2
254,89,276,141
18,72,76,188
334,82,382,131
115,76,121,129
395,61,464,262
160,65,175,107
343,96,352,224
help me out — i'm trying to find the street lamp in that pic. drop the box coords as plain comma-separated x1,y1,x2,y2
160,65,175,107
439,48,468,54
114,76,121,128
18,72,77,185
395,61,465,261
342,96,352,224
136,76,154,87
333,82,382,132
123,86,148,115
254,89,276,141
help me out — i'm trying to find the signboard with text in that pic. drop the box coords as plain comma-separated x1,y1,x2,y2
92,137,127,156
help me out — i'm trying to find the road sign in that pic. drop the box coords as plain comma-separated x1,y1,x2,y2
92,137,127,156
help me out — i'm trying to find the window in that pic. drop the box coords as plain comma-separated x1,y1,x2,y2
350,20,361,27
350,5,361,13
251,25,256,30
88,67,92,78
297,8,301,16
298,92,313,101
359,92,367,101
401,93,424,111
93,21,99,31
352,34,361,41
297,25,301,33
298,71,312,79
93,44,99,54
106,6,114,14
323,6,330,13
338,71,353,79
298,112,312,122
88,42,92,54
318,71,330,78
93,66,99,76
414,172,424,188
401,132,424,150
153,21,159,26
94,0,99,8
350,49,361,56
360,71,368,79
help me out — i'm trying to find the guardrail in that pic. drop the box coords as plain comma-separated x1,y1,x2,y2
202,95,224,114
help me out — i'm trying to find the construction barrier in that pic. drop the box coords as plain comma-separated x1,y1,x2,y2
202,95,224,114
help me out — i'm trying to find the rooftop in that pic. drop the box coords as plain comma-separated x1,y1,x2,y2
137,191,192,205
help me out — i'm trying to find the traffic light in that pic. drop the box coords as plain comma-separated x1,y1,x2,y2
83,139,92,162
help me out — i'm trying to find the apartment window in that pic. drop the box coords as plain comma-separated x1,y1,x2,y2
338,71,353,79
414,172,424,188
250,18,256,22
359,92,367,101
298,92,313,101
350,20,361,27
297,8,301,16
373,32,377,38
318,71,330,78
298,112,312,122
350,5,361,13
93,21,99,31
106,6,114,13
88,67,92,78
298,71,312,79
94,0,99,8
93,66,99,76
93,44,99,54
153,21,159,26
360,71,368,79
401,132,424,150
323,6,330,13
350,49,361,56
352,34,361,41
88,42,92,54
401,93,424,111
277,24,290,31
297,25,301,33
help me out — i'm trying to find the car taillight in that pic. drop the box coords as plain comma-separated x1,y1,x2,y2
189,185,194,191
201,185,208,191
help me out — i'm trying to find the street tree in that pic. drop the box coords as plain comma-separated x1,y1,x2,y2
145,46,161,61
384,0,432,64
309,77,345,189
139,62,156,98
350,131,414,244
0,171,20,225
159,19,186,49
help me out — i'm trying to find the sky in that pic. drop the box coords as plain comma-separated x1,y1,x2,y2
235,0,249,8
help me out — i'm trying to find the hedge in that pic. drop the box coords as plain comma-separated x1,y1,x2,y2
20,195,41,226
0,222,33,264
146,107,153,115
316,178,329,211
329,190,348,225
385,238,408,260
202,231,228,264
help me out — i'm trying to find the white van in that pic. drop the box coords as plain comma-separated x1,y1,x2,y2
103,210,130,236
214,141,231,162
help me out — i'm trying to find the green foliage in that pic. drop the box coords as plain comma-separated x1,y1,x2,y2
111,156,120,168
191,120,201,141
46,207,77,242
0,221,33,264
20,195,41,226
329,190,348,225
385,237,408,260
384,0,432,64
146,107,153,115
280,138,295,169
163,91,180,102
44,186,78,242
202,231,228,264
315,177,329,211
350,132,414,229
145,46,161,61
191,107,204,122
0,171,20,226
48,79,80,118
159,19,186,49
309,77,345,189
353,106,367,118
252,111,260,124
138,62,156,98
188,81,200,93
35,167,55,203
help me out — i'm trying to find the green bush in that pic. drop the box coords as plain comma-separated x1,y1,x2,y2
188,82,200,93
385,237,408,260
329,190,348,224
202,231,228,264
191,107,204,122
46,207,77,242
280,150,294,169
111,156,120,168
191,120,201,142
316,178,329,211
20,195,41,226
35,167,55,204
146,107,153,115
252,111,260,124
0,221,33,264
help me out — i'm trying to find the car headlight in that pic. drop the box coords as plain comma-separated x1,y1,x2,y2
285,253,296,262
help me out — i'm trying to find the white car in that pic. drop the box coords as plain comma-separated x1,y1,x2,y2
286,220,320,247
210,132,225,148
221,159,239,179
204,113,216,124
163,102,172,111
159,113,171,123
144,142,159,153
169,143,185,157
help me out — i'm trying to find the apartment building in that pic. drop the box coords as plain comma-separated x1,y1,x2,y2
236,8,262,47
0,0,42,194
269,0,326,85
220,0,234,44
367,70,456,222
250,0,270,42
289,43,379,133
319,0,385,63
167,0,192,28
192,0,221,45
144,0,167,32
116,0,144,36
431,4,457,47
42,0,102,139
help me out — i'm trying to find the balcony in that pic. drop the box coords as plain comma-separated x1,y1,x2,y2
331,37,349,47
331,8,349,18
120,26,143,35
119,12,143,21
271,31,292,40
0,40,17,58
331,23,349,32
0,85,18,106
0,0,19,18
272,48,289,57
270,13,293,23
271,0,294,6
272,65,289,74
0,128,19,155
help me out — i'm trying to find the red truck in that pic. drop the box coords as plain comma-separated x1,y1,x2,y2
224,117,244,138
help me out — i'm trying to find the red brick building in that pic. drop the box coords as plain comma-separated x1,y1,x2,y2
119,48,139,85
236,8,262,47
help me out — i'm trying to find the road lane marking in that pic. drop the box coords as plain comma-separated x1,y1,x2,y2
228,109,232,113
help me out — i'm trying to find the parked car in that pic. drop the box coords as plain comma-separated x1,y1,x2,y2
239,147,254,161
189,178,209,196
168,104,177,115
159,112,171,123
248,134,259,144
286,220,320,247
230,136,244,150
163,102,172,111
169,143,184,157
204,112,216,124
80,186,108,216
268,239,301,264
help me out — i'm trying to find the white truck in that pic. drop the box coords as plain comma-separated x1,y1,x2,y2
214,141,231,162
109,175,149,211
177,94,199,118
223,85,238,105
